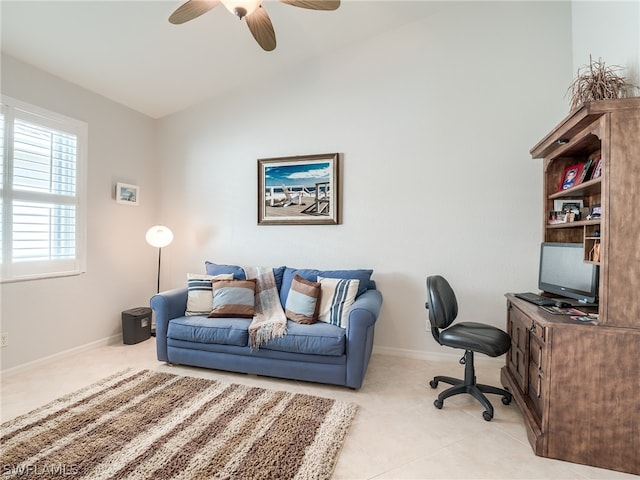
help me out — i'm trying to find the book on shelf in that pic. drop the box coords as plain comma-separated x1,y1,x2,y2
590,157,602,180
579,158,595,183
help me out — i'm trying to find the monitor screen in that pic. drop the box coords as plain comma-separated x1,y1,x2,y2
538,242,599,304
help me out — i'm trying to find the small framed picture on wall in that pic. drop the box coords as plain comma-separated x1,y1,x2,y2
116,182,140,205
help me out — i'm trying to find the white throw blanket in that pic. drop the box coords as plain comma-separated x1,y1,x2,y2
243,266,288,349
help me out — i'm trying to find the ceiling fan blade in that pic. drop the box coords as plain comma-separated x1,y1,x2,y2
169,0,221,24
246,6,276,51
278,0,340,11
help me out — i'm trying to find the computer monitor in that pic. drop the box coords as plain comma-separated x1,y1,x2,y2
538,242,599,304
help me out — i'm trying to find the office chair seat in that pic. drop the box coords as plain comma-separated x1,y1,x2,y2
439,322,511,357
426,275,512,421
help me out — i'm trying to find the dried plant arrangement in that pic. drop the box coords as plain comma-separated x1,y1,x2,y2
567,55,639,110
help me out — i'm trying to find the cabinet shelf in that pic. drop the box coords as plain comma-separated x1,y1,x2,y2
546,219,600,229
549,177,602,200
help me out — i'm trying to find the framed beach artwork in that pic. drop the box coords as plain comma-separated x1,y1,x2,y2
257,153,340,225
115,182,139,205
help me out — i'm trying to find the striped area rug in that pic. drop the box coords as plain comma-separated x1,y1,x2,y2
1,369,357,479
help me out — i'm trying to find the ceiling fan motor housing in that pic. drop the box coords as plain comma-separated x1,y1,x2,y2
233,6,248,18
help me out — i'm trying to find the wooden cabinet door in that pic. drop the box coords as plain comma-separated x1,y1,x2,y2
527,329,545,419
506,302,530,392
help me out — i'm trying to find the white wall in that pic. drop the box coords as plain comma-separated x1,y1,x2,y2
4,1,635,370
572,0,640,91
0,55,159,370
156,2,573,356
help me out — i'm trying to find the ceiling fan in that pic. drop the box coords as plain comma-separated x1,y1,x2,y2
169,0,341,52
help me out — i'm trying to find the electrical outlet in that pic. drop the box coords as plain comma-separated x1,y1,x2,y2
1,333,7,348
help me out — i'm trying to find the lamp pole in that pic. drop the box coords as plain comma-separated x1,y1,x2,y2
146,225,174,294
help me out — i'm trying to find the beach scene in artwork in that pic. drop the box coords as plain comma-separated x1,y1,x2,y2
264,161,332,218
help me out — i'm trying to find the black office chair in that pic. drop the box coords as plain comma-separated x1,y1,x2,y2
425,275,512,421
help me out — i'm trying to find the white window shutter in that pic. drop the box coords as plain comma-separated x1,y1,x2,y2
1,96,87,282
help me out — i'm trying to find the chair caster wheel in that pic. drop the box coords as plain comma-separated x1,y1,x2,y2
482,411,493,421
434,399,443,409
502,396,511,405
429,380,438,389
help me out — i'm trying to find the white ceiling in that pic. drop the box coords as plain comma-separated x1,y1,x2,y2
1,0,441,118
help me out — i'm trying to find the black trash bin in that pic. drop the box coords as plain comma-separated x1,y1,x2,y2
122,307,152,345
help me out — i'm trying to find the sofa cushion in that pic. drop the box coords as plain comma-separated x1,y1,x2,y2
260,320,346,356
209,279,256,318
186,273,233,316
205,261,246,280
280,267,373,306
168,316,250,346
317,277,359,327
285,274,321,324
205,262,286,291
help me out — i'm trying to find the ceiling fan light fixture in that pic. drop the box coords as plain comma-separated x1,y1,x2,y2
222,0,261,19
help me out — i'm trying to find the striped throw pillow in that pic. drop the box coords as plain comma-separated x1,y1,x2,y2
185,273,233,316
285,274,321,324
317,276,360,328
208,279,257,318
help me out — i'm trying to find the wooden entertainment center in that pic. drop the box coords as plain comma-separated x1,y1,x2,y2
501,98,640,475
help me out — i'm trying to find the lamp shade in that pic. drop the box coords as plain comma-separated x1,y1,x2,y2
145,225,173,248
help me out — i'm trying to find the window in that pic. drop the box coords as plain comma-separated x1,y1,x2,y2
1,96,87,282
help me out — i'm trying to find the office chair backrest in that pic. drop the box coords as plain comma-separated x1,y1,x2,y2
426,275,459,344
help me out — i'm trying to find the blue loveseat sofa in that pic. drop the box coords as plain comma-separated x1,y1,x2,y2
151,263,383,389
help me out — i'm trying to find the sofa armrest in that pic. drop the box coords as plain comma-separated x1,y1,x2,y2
345,289,383,388
150,287,188,362
347,289,383,332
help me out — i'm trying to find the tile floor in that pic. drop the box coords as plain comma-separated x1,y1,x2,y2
1,339,637,480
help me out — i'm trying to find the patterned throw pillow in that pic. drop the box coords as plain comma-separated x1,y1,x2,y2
285,274,321,324
186,273,233,316
208,279,257,318
317,277,360,328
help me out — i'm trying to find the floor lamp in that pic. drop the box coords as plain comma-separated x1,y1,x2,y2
146,225,173,335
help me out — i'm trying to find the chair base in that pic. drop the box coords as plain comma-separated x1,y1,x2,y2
430,350,512,421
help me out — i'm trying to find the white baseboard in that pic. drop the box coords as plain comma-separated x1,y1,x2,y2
0,334,123,378
1,338,503,377
373,345,504,367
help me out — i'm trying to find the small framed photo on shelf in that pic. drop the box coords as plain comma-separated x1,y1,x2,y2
590,204,602,219
116,182,140,205
553,199,583,215
558,163,584,191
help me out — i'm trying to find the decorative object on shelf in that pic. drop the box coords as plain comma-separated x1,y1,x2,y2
258,152,340,225
146,225,174,294
115,182,139,205
589,204,602,219
548,211,568,224
567,55,639,110
580,207,591,219
589,239,601,263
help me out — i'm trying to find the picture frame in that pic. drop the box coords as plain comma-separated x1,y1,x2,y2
115,182,140,205
258,153,340,225
590,203,602,218
553,199,583,214
558,163,584,191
